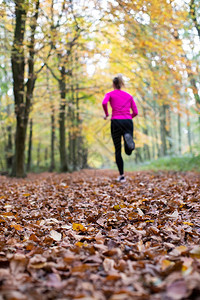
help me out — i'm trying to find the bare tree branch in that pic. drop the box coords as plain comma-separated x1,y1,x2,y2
45,62,60,82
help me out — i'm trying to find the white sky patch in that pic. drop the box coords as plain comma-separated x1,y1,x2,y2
182,32,200,58
172,0,190,6
7,89,12,96
86,53,109,76
119,23,125,36
87,41,96,50
135,11,150,25
87,62,96,76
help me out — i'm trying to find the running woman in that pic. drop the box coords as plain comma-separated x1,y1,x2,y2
102,75,138,183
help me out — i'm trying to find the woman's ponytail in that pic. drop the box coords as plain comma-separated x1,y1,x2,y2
113,74,125,89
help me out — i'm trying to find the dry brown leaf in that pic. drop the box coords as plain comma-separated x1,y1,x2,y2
103,258,115,273
10,223,23,231
166,280,188,299
49,230,62,242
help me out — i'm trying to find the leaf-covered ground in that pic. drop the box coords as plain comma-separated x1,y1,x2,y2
0,170,200,300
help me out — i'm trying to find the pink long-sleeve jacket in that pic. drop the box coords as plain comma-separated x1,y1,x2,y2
102,89,138,120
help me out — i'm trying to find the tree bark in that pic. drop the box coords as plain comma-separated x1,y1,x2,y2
152,100,160,158
70,81,77,171
76,82,84,169
135,148,143,163
186,109,192,154
167,109,173,154
45,148,48,166
160,104,167,156
27,118,33,171
58,66,68,172
6,125,13,170
151,125,155,160
142,106,151,160
37,142,41,168
46,69,55,172
178,113,182,155
49,106,55,172
68,82,74,170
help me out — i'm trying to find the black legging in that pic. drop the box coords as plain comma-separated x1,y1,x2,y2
111,119,134,175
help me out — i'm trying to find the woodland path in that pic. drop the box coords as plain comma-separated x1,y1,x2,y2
0,170,200,300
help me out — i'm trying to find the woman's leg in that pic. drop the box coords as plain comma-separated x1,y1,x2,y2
123,120,134,155
111,120,124,175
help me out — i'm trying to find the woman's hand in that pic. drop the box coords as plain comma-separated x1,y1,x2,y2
104,115,109,120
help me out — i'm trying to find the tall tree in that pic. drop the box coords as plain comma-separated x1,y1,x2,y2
11,0,40,177
46,0,83,172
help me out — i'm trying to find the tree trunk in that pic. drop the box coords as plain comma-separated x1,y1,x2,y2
12,118,28,177
11,0,40,177
82,147,88,169
11,1,26,177
0,157,4,171
178,113,182,155
151,125,155,160
37,142,41,168
59,66,68,172
71,84,76,171
27,118,33,171
5,85,13,170
135,148,143,163
46,69,55,172
49,106,55,172
45,147,48,166
6,125,13,170
68,84,74,170
167,109,173,154
187,110,192,154
47,3,81,172
142,106,151,160
76,83,84,169
154,123,160,158
153,101,160,158
160,104,167,156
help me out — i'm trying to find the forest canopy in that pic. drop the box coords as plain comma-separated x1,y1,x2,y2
0,0,199,177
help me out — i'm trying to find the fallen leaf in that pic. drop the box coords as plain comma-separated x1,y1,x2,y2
72,223,87,232
183,222,194,226
10,223,23,231
49,230,62,241
167,210,179,218
161,259,175,271
103,258,115,272
166,280,188,299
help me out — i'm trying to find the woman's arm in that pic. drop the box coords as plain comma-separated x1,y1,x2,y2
131,97,138,118
102,93,110,117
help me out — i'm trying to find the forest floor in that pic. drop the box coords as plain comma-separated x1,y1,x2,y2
0,169,200,300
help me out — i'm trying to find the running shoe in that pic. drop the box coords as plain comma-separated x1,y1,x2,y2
117,175,126,183
124,133,135,151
